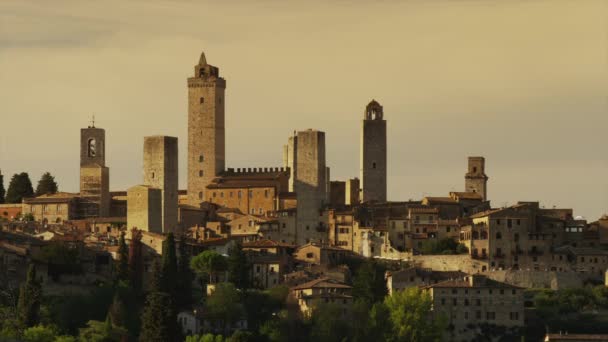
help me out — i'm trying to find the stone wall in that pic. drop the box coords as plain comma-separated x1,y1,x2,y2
127,185,162,233
143,136,178,233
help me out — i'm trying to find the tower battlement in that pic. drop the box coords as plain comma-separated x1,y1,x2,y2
224,167,290,175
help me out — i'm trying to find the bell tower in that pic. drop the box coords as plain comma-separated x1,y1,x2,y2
360,100,387,203
79,120,110,217
187,51,226,205
465,156,488,201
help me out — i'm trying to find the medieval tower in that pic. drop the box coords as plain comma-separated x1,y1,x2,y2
143,136,178,233
465,156,488,201
360,100,387,203
80,124,110,217
187,51,226,205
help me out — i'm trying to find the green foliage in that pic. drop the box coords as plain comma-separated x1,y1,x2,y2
227,243,250,289
205,282,245,332
128,230,144,293
242,286,288,332
35,172,58,196
383,287,446,342
139,260,179,342
22,325,57,342
176,239,193,309
420,238,466,255
139,291,176,342
18,264,42,328
44,284,115,335
161,233,178,296
78,316,128,342
352,260,387,303
309,303,351,342
115,232,129,283
6,172,34,203
190,250,227,286
23,213,35,222
185,334,224,342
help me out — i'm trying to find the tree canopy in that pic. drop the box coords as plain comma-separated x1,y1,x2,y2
0,171,5,204
5,172,34,203
190,250,227,285
18,264,42,329
35,172,58,196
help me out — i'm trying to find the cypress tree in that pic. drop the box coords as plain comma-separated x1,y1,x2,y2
35,172,58,196
129,229,144,293
139,260,178,342
161,233,178,295
0,170,5,204
116,231,129,283
176,238,193,308
227,243,250,289
5,172,34,203
17,264,42,328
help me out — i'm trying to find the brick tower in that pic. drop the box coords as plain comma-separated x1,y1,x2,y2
187,51,226,205
360,100,387,203
465,156,488,201
79,122,110,217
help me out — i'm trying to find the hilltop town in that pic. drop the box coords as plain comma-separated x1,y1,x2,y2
1,51,607,342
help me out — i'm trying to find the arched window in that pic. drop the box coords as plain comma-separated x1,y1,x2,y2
199,155,204,162
88,138,97,157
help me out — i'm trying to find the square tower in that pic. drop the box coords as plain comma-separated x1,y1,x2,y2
143,136,178,233
79,125,110,217
465,156,488,201
360,100,387,203
187,51,226,206
127,185,162,234
284,129,327,244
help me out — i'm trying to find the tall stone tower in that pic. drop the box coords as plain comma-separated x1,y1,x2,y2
284,129,327,244
360,100,387,203
143,136,178,233
80,124,110,217
187,51,226,205
465,156,488,201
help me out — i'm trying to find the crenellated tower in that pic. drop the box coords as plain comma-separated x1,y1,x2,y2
465,156,488,201
187,51,226,205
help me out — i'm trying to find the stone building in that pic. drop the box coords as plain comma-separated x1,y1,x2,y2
284,129,328,245
187,51,226,206
127,185,162,233
465,156,488,202
80,125,110,217
205,168,289,216
345,178,360,206
290,278,353,319
422,274,524,341
360,100,387,203
143,136,178,233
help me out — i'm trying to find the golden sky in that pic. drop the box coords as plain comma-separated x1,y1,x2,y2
0,0,606,219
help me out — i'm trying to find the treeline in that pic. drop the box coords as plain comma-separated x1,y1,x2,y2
0,171,58,205
0,234,446,342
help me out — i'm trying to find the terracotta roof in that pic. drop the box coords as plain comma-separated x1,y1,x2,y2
422,276,522,290
469,208,507,219
291,277,352,290
450,192,483,200
423,197,457,204
242,239,295,248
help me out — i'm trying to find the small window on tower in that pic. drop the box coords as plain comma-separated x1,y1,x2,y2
473,167,477,173
199,155,204,162
200,97,204,104
199,170,203,177
88,138,97,157
198,192,203,200
151,172,155,179
372,162,377,169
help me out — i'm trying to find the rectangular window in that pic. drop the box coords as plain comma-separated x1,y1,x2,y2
264,189,269,198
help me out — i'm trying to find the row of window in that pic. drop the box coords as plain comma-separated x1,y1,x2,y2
446,311,519,321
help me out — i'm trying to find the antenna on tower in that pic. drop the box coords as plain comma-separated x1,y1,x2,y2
91,114,96,128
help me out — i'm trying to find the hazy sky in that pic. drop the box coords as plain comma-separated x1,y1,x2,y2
0,0,606,219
